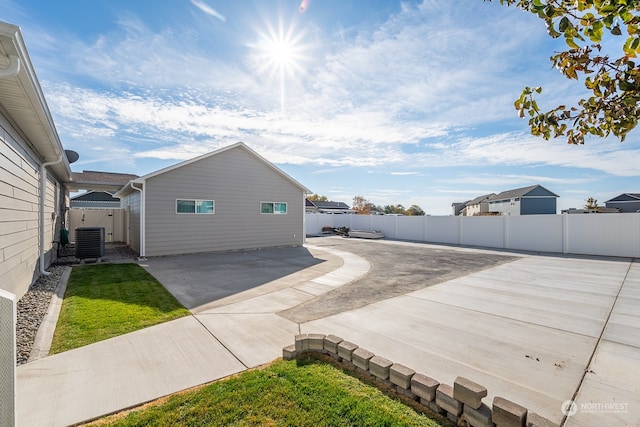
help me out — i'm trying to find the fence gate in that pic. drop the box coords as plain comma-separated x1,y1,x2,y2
69,208,125,243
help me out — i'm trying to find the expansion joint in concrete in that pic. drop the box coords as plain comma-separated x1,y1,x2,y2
192,314,249,369
561,258,635,427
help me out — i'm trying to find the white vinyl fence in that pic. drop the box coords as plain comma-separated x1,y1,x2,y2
69,208,126,243
305,213,640,258
0,289,16,427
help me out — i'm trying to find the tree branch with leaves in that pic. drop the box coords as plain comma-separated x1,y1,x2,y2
488,0,640,144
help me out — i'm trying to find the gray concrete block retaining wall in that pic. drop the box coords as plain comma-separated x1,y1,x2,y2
285,333,559,427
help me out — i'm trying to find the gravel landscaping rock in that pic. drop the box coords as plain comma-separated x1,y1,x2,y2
16,265,66,365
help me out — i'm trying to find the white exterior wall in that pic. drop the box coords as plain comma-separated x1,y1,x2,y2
306,213,640,258
0,115,61,298
489,199,521,215
465,202,489,216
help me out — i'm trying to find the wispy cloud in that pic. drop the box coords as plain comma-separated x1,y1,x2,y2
190,0,226,22
7,0,637,214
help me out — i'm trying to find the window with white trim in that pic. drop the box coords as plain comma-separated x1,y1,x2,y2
176,199,215,214
261,202,287,214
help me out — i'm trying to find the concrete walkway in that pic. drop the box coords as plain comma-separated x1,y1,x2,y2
16,244,370,427
16,237,640,426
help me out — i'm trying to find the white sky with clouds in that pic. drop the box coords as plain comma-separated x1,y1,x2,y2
2,0,639,214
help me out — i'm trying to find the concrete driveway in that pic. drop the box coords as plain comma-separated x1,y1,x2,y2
144,236,640,425
301,238,640,427
17,236,639,426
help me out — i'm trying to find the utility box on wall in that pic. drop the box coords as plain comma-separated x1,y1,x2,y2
0,289,16,427
75,227,105,259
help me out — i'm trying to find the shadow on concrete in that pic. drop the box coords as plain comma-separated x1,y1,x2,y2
139,246,325,311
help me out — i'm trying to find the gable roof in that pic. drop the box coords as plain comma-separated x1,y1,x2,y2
490,185,559,201
70,190,117,202
70,190,121,208
310,201,351,210
605,193,640,203
117,142,310,196
466,193,495,206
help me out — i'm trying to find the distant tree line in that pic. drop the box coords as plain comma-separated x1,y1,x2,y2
352,195,425,216
308,194,426,215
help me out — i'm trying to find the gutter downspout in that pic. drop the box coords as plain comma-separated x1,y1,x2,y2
129,181,146,259
40,155,63,275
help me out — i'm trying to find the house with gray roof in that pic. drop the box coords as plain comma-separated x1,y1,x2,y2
461,193,495,216
605,193,640,213
70,191,122,208
451,201,470,216
70,170,139,193
487,185,559,215
115,142,310,257
306,199,355,214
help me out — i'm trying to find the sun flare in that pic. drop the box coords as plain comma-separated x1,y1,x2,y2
253,20,308,113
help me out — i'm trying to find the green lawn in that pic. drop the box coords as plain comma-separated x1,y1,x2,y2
88,356,447,427
50,263,190,354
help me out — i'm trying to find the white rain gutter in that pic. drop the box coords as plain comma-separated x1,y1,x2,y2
129,181,146,258
0,54,20,77
39,155,63,275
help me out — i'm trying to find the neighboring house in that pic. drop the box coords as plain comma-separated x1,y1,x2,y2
0,22,72,298
451,201,470,216
562,207,621,214
460,193,495,216
69,171,139,209
306,199,355,214
70,191,121,208
488,185,559,216
605,193,640,213
72,170,139,193
115,142,310,257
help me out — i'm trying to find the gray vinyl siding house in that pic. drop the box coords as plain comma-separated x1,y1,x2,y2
605,193,640,213
0,22,72,298
70,191,121,208
116,142,309,257
487,185,559,216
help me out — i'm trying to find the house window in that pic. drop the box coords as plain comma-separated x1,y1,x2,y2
176,199,215,214
261,202,287,214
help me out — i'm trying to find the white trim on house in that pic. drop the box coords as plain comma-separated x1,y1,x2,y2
0,21,73,297
134,142,310,194
0,22,71,181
